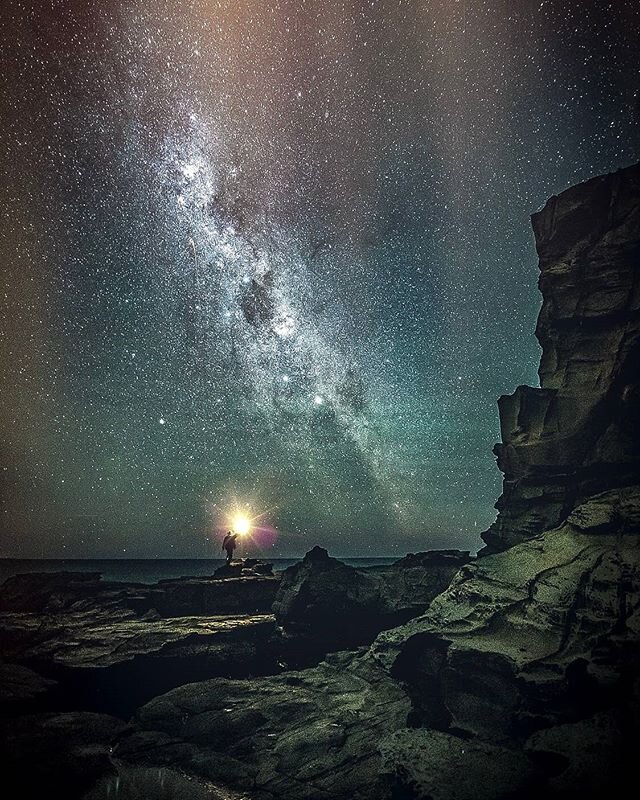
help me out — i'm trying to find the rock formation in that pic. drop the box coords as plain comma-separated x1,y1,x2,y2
483,162,640,551
273,546,469,659
0,568,282,718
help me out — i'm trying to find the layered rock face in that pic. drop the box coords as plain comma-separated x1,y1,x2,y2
0,568,282,719
483,162,640,552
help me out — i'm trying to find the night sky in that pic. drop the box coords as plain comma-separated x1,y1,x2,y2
1,0,638,559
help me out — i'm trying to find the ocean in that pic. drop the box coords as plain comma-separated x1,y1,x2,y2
0,557,398,585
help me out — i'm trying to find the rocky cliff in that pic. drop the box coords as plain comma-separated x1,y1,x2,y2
483,162,640,551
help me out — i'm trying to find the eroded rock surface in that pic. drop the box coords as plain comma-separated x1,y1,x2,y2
483,161,640,552
117,651,409,800
0,569,282,718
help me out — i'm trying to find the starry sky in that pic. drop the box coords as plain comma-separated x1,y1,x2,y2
1,0,638,559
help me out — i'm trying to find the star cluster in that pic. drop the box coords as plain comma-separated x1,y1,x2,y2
1,0,638,558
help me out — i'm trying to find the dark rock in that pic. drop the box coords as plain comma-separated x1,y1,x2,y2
0,662,56,710
379,728,541,800
482,161,640,553
0,711,127,800
213,563,244,577
272,547,469,657
0,568,280,619
0,569,281,717
524,711,634,795
0,571,105,613
0,610,279,717
85,765,250,800
150,574,279,616
117,651,409,800
243,558,274,575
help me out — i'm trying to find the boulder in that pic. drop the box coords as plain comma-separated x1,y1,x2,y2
272,546,469,657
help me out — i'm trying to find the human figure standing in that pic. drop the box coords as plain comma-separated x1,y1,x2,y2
222,531,239,565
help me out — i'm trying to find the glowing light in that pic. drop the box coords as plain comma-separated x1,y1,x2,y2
313,395,324,405
232,514,251,535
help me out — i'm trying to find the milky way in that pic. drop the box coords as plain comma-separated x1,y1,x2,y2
1,0,638,558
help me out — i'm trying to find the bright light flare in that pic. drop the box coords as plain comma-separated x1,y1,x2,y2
232,514,251,535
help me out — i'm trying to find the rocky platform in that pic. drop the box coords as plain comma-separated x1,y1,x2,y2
0,564,281,717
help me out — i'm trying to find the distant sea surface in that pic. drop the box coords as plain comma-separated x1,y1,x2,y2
0,557,398,585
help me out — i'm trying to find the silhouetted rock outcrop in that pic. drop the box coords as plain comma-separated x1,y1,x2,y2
273,546,469,658
483,162,640,552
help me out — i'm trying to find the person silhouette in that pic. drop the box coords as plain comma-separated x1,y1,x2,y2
222,530,239,565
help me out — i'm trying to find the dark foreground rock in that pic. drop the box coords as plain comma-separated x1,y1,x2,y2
1,712,128,799
116,650,410,800
0,567,282,718
272,546,469,659
85,765,251,800
0,661,57,711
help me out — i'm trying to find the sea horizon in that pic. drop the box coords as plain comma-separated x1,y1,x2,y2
0,555,402,585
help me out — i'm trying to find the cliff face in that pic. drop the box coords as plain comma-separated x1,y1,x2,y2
483,162,640,552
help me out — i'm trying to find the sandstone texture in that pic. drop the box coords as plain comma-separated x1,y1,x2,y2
483,162,640,551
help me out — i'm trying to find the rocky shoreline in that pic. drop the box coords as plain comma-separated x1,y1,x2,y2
1,162,639,799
